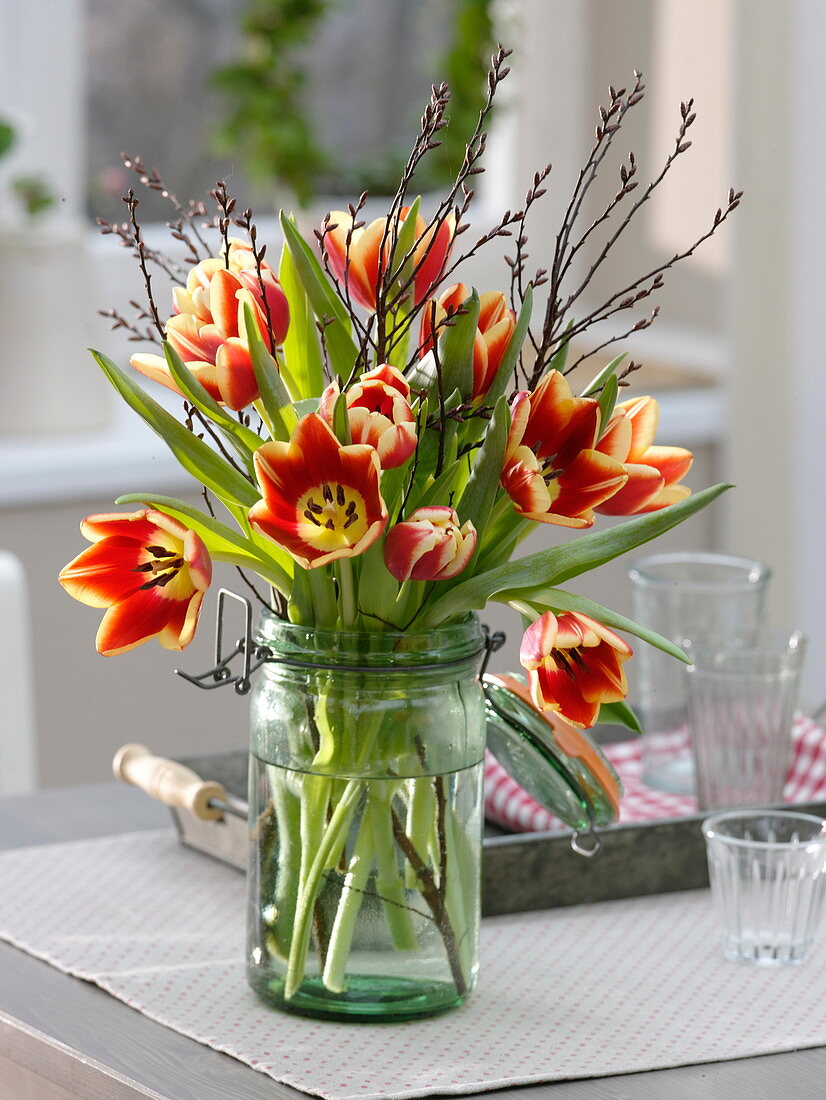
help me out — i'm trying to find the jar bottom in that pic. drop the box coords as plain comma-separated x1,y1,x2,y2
248,968,472,1021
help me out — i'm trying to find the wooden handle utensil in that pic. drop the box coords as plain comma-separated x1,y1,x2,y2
112,743,228,821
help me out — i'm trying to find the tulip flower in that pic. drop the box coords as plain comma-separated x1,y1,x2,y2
520,611,633,729
384,506,477,582
249,413,388,569
324,206,455,311
500,371,628,527
319,364,417,469
58,510,211,656
419,284,517,399
131,239,290,411
596,395,693,514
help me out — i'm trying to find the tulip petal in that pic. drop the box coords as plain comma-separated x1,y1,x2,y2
533,663,602,728
95,587,186,657
157,590,205,650
634,482,692,512
209,268,244,338
643,444,694,485
385,523,442,581
249,414,388,568
131,352,222,403
596,463,665,515
519,612,560,669
546,449,628,524
619,395,659,457
80,511,161,543
215,337,259,410
596,412,633,460
59,538,146,608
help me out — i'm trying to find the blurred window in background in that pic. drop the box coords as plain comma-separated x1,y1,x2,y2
582,0,734,368
86,0,493,223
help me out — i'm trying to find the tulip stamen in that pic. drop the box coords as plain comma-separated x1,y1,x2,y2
568,647,587,669
539,457,564,483
139,567,178,591
299,481,367,542
146,545,177,558
552,650,577,680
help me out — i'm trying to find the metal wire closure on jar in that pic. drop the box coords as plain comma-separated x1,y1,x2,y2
175,587,505,695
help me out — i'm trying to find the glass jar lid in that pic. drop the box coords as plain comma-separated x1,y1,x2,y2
483,673,622,833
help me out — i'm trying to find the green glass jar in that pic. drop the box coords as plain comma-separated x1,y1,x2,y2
246,612,487,1021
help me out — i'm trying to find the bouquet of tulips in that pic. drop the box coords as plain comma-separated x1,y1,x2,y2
59,53,735,1011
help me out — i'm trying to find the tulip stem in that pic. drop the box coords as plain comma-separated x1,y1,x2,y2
336,558,357,628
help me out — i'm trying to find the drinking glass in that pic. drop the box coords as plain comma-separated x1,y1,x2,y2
628,552,771,793
686,628,805,811
703,809,826,965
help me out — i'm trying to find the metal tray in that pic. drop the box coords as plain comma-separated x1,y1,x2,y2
174,750,826,917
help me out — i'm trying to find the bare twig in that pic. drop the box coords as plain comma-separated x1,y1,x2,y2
122,152,213,257
123,190,165,340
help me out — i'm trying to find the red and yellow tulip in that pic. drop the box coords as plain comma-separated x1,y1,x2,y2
324,207,456,312
319,364,417,469
384,506,477,582
58,510,211,656
131,240,290,411
500,371,627,527
249,413,388,569
520,611,632,729
419,284,516,399
596,395,693,514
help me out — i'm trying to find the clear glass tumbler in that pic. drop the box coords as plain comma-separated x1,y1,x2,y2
687,628,805,811
703,810,826,965
628,552,771,794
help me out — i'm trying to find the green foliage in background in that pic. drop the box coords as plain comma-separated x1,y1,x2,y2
212,0,328,207
211,0,495,204
0,116,55,220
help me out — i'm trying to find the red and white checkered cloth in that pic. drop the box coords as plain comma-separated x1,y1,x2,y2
484,711,826,833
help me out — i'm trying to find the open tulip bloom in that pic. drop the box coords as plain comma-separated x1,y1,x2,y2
62,54,738,1004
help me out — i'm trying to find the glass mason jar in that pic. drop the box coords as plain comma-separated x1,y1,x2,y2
246,612,487,1021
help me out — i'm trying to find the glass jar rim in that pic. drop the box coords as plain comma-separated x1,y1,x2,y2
628,552,771,591
702,809,826,849
254,610,486,671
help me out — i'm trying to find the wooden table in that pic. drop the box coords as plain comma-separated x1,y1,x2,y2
1,783,824,1100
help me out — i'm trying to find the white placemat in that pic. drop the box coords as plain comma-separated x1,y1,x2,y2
1,829,825,1099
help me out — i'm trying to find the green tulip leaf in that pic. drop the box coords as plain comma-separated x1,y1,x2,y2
162,342,263,468
596,700,643,734
456,395,509,543
278,236,326,400
91,350,261,508
500,586,690,664
279,211,359,379
582,352,626,398
419,483,731,626
438,289,479,400
242,303,298,441
597,373,619,434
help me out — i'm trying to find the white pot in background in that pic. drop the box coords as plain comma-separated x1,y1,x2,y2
0,220,109,434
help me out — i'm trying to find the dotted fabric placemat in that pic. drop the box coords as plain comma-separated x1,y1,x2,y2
1,829,825,1099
